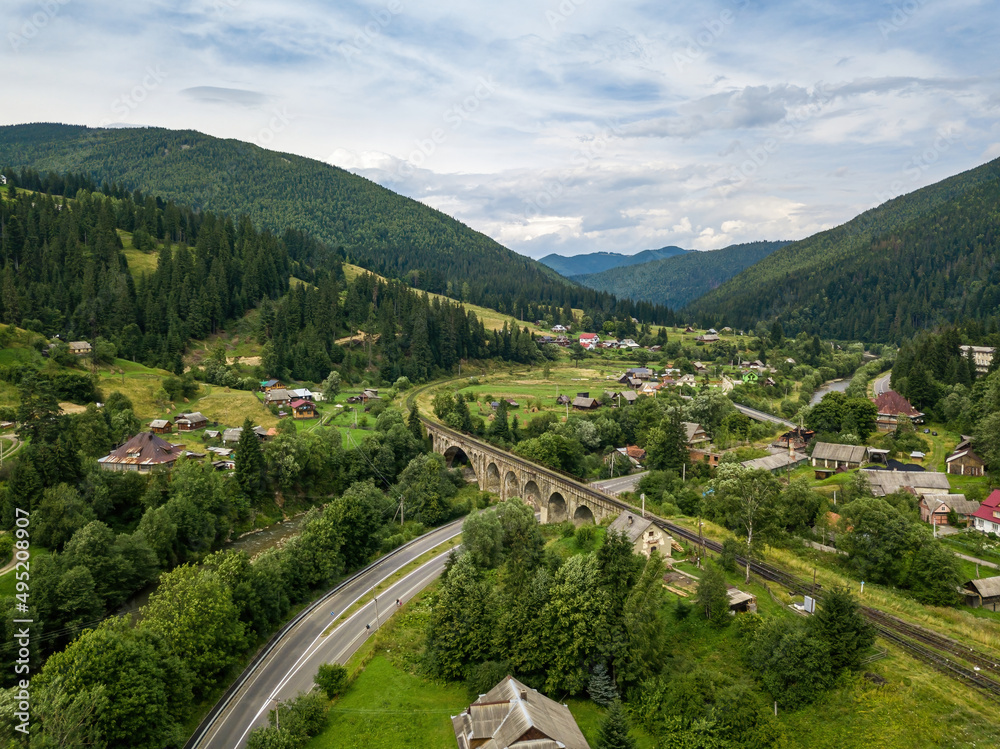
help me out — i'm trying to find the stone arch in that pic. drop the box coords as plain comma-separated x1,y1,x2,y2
444,445,477,483
522,480,541,509
548,492,567,523
485,462,501,493
574,504,595,525
504,470,519,499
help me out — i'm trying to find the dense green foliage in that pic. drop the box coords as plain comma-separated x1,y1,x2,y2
0,124,674,325
540,245,688,278
576,241,788,309
688,157,1000,341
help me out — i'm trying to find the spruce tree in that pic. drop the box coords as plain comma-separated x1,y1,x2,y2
588,662,618,707
235,417,266,503
812,586,875,674
595,701,636,749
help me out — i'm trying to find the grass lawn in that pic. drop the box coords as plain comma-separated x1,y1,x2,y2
191,386,277,428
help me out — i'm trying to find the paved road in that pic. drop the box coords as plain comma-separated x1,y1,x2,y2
873,373,892,396
732,403,795,429
591,471,648,496
191,520,464,749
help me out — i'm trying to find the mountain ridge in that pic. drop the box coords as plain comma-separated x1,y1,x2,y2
539,245,689,277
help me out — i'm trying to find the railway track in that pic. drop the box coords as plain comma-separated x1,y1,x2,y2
417,414,1000,702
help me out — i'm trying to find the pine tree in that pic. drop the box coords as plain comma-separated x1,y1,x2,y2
588,662,618,707
407,403,424,441
595,701,636,749
812,586,875,674
235,417,266,503
695,565,730,627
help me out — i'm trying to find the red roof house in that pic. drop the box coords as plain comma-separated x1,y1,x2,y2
873,391,924,430
972,490,1000,535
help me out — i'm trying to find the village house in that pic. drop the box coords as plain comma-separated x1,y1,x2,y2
873,390,924,431
683,422,710,448
222,427,243,445
555,335,571,346
175,412,208,431
578,332,600,345
919,494,978,525
619,338,640,349
68,340,92,356
555,394,570,406
639,382,662,396
773,426,815,451
608,511,672,558
253,425,278,441
571,394,601,410
451,676,590,749
265,388,292,406
288,388,314,401
609,444,647,468
676,374,698,386
551,324,567,333
696,333,719,343
259,379,284,392
204,429,221,440
625,367,654,380
810,442,870,472
972,490,1000,535
693,362,708,374
289,398,317,419
149,418,172,434
946,442,986,476
861,469,951,498
615,390,638,406
741,450,808,473
98,432,179,472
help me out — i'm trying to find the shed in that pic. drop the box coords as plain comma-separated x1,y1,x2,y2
175,412,208,431
962,576,1000,609
571,396,600,410
727,587,757,613
222,427,243,444
149,418,172,434
946,448,985,477
68,341,92,356
556,395,570,405
810,442,869,470
861,469,950,497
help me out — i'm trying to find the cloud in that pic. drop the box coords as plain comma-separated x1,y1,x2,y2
0,0,997,260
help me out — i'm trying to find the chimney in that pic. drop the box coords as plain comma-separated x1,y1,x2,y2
628,515,634,524
519,689,527,700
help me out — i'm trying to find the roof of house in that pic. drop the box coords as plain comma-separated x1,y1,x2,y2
578,332,599,340
741,452,807,471
947,448,984,464
626,367,652,376
289,388,313,398
619,391,638,402
556,395,570,404
873,390,923,417
289,399,313,409
922,493,978,516
452,676,590,749
571,396,600,408
608,511,661,545
861,469,950,496
266,388,291,400
971,490,1000,525
222,427,243,442
69,340,91,349
964,576,1000,600
177,411,207,423
811,442,869,464
683,422,709,443
260,379,280,387
149,419,171,429
98,432,178,468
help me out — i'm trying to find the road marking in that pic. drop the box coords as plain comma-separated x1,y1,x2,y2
231,536,460,748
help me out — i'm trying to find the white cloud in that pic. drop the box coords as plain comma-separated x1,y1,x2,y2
1,0,997,258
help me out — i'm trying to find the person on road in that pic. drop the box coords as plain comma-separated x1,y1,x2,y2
365,623,370,634
395,598,401,607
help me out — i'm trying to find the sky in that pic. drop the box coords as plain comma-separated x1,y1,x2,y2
4,0,999,258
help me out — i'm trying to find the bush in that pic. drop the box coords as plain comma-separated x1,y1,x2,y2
315,663,349,699
466,660,510,696
575,524,596,546
560,520,576,538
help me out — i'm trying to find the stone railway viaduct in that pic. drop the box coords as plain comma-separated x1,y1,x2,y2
424,419,622,525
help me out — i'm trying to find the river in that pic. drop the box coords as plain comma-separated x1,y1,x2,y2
120,514,309,619
809,377,851,405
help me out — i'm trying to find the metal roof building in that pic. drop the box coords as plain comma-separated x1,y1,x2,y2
452,676,590,749
98,432,179,472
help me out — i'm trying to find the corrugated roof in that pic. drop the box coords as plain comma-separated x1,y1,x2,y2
177,411,207,423
862,469,950,496
609,511,660,544
572,396,599,408
741,452,807,471
454,677,590,749
98,432,178,468
966,576,1000,599
811,442,869,464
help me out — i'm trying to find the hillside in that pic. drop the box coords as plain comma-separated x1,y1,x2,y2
0,123,669,323
539,245,688,277
575,241,788,309
685,156,1000,341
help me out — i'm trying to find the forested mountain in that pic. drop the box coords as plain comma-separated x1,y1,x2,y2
575,241,788,309
539,245,688,277
0,123,672,324
686,157,1000,341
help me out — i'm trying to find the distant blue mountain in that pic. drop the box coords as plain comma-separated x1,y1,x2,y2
539,246,689,277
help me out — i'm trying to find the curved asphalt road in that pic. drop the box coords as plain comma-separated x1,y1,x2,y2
873,372,892,396
192,520,463,749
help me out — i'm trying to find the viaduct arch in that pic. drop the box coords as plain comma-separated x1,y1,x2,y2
425,421,620,525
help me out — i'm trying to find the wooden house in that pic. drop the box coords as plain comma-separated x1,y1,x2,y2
811,442,869,471
571,395,600,410
962,576,1000,609
946,447,985,476
69,340,92,356
265,388,291,406
452,676,589,749
556,394,570,405
175,412,208,431
149,418,172,434
289,398,317,419
259,379,284,392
